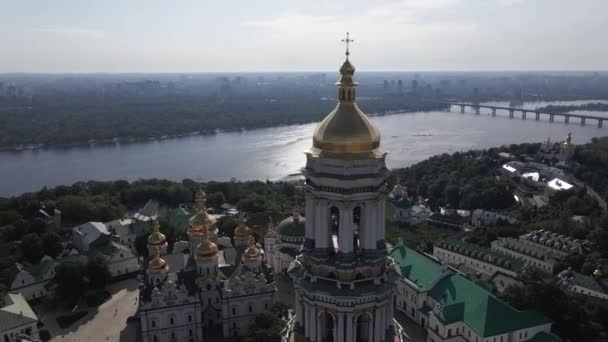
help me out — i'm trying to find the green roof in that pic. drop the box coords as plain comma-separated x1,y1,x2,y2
390,244,444,289
529,331,561,342
429,274,550,337
0,293,38,331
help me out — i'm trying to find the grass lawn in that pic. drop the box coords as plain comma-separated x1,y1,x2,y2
385,202,459,253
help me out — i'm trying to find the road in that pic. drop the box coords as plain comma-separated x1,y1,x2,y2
36,279,140,342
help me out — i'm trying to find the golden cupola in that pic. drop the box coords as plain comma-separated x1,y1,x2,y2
195,230,219,261
147,219,167,247
312,32,380,155
188,190,217,235
242,236,262,263
234,213,251,242
147,247,169,274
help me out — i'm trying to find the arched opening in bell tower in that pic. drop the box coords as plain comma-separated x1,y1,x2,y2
330,206,340,253
353,206,361,253
319,312,335,342
355,313,372,342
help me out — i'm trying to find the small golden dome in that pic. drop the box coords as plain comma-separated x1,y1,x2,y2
148,251,169,274
312,56,380,154
242,236,262,262
195,234,219,261
234,213,251,241
189,190,217,234
147,219,167,246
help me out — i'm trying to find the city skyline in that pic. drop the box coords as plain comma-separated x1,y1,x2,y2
2,0,608,72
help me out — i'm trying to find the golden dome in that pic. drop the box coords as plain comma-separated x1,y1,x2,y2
234,213,251,241
312,57,380,154
148,247,169,274
147,219,167,246
189,190,217,234
242,236,262,262
195,232,219,261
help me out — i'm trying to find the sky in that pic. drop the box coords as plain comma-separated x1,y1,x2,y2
1,0,607,72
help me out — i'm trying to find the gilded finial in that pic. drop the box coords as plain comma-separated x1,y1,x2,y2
195,190,207,210
249,235,256,247
341,32,354,59
238,212,246,226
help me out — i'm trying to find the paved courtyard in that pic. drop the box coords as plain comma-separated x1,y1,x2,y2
395,311,428,342
35,278,140,342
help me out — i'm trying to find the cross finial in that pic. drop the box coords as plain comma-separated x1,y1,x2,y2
342,32,353,59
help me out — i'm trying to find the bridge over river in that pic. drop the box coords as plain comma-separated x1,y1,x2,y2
440,102,605,128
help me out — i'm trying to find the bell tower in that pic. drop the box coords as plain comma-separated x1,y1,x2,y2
288,33,401,342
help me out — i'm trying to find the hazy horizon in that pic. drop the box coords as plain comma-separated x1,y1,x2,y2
2,0,608,73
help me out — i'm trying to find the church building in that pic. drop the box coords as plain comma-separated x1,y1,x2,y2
138,191,277,342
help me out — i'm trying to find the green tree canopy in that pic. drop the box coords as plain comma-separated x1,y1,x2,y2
21,233,44,263
86,257,111,290
42,232,64,258
54,261,86,300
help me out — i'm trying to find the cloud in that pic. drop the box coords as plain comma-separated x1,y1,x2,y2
243,0,475,46
29,28,105,38
494,0,527,6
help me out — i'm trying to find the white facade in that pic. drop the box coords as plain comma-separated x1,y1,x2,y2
71,221,110,252
8,259,56,301
139,275,202,342
395,204,432,225
491,238,558,274
0,294,39,342
105,218,136,250
471,209,518,228
433,244,522,279
91,241,140,277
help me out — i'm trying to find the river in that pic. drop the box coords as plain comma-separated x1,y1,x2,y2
1,100,607,197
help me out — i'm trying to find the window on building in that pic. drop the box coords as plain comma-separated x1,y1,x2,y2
249,305,252,313
170,317,174,325
232,308,236,315
189,330,193,337
151,320,156,328
188,315,192,322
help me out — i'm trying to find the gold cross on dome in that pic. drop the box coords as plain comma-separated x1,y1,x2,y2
341,32,354,58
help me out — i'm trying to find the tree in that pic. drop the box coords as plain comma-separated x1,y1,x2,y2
21,233,44,263
0,210,21,226
217,216,238,237
42,232,64,258
86,257,111,290
206,192,226,208
135,232,150,258
55,261,86,300
245,310,284,342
